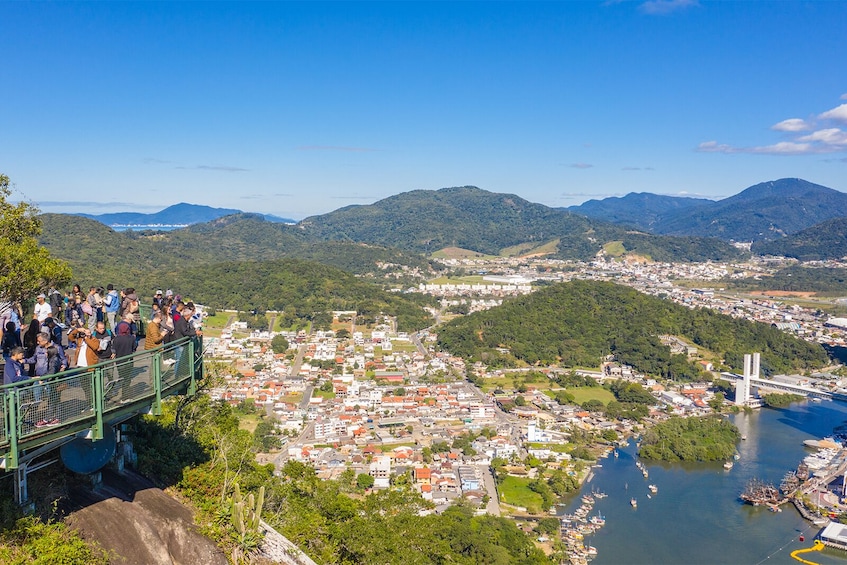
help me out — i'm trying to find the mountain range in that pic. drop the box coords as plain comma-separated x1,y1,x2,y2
50,177,847,267
297,186,742,262
77,202,294,226
569,178,847,242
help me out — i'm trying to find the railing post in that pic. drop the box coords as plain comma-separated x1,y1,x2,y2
91,367,104,441
151,348,163,416
186,338,197,396
6,390,20,470
14,463,28,506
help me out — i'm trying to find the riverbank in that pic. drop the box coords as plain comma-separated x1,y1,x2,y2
553,402,847,564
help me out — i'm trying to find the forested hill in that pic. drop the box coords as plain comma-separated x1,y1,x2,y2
728,265,847,295
751,217,847,260
656,178,847,242
39,214,435,330
568,192,712,232
437,280,828,377
298,186,745,262
155,258,434,330
39,213,432,284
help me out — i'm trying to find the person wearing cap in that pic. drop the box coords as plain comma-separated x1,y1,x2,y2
33,293,52,323
104,284,120,332
152,290,164,311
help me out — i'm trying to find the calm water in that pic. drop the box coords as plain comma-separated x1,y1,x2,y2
564,401,847,565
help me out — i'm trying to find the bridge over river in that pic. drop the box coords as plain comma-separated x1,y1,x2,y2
0,336,203,505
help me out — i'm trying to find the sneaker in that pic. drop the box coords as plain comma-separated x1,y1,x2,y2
48,419,60,426
35,420,48,428
120,398,133,404
163,359,176,366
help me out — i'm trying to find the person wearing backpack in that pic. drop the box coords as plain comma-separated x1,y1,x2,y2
104,284,120,332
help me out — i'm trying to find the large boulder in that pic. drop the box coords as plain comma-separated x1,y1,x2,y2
66,469,227,565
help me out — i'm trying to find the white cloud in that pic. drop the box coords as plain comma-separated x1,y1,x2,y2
771,118,811,132
841,93,847,100
639,0,699,15
701,96,847,156
697,141,734,153
749,142,814,155
571,163,593,169
819,103,847,124
797,128,847,146
697,140,815,155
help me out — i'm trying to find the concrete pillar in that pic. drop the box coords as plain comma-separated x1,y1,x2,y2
14,464,28,506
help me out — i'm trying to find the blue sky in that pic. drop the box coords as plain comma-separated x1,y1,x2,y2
2,1,846,219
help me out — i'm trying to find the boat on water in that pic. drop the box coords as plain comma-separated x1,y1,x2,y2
590,514,605,526
630,497,637,508
724,461,734,470
648,484,658,494
742,435,748,440
647,494,652,499
613,449,619,458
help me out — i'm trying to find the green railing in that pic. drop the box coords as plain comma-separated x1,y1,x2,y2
0,336,203,471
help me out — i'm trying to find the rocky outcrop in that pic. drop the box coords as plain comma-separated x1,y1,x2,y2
257,519,318,565
65,469,227,565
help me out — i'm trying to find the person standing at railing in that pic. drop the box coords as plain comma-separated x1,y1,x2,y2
172,304,201,377
68,321,106,409
112,321,137,402
3,347,26,385
145,311,168,350
23,332,67,413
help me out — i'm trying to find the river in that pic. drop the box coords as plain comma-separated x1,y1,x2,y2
562,400,847,564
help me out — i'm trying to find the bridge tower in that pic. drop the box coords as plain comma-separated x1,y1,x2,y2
735,352,761,406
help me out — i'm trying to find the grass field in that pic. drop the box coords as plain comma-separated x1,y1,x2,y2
498,475,543,513
603,241,626,257
237,413,261,434
476,375,554,392
427,275,489,285
430,247,499,260
567,387,616,405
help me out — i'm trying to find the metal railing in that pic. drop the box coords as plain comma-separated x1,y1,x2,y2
0,336,203,471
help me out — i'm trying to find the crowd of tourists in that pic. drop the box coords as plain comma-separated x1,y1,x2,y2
0,286,202,428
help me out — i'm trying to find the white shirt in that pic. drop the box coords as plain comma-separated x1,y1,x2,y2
34,301,52,322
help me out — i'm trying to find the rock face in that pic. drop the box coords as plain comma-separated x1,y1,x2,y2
65,470,227,565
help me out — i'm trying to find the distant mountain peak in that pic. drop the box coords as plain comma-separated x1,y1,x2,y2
76,203,294,227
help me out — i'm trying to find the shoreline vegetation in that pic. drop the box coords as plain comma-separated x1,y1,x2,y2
638,415,740,462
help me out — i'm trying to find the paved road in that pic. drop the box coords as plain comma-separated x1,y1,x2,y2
480,464,501,516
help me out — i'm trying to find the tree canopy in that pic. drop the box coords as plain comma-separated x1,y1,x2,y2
0,174,71,303
437,280,829,377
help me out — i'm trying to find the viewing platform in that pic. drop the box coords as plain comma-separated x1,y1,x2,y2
1,336,203,504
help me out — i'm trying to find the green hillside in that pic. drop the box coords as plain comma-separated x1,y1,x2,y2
658,178,847,241
752,217,847,260
39,213,432,286
298,186,745,262
156,258,434,330
729,265,847,296
437,280,828,377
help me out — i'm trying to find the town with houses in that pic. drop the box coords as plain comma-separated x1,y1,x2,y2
199,254,847,536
